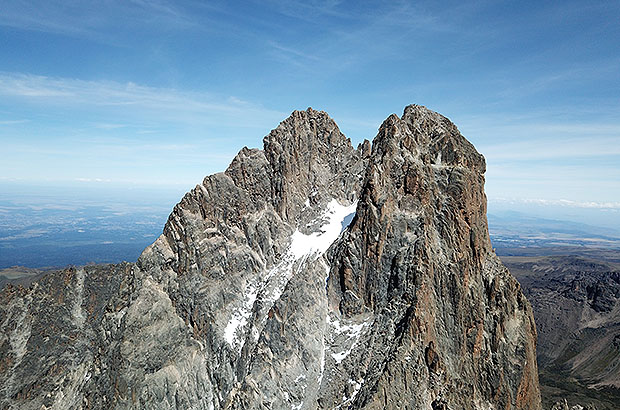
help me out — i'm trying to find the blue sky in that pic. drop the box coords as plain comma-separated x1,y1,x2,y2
1,0,619,210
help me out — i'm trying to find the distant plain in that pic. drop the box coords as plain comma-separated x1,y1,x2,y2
2,182,619,270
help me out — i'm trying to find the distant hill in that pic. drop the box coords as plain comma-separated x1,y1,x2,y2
503,253,620,409
0,266,48,289
489,211,620,251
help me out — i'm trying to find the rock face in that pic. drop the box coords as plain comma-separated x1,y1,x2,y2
0,106,541,409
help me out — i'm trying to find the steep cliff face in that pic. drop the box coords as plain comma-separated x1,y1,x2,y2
0,105,540,409
323,106,540,409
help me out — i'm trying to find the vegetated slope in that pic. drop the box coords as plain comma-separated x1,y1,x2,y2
0,106,540,409
504,254,620,409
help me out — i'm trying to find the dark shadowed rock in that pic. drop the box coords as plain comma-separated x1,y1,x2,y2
0,106,540,409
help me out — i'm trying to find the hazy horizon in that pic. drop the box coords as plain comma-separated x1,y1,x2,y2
2,175,619,269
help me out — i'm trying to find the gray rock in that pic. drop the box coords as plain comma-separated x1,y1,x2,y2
551,398,597,410
0,106,541,409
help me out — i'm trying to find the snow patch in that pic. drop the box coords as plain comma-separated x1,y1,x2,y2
335,378,364,409
224,199,357,352
328,316,370,364
347,378,363,403
290,199,357,259
291,374,307,410
223,278,258,351
71,268,86,328
318,329,327,385
6,297,32,369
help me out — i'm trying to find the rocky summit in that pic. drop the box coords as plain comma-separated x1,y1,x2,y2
0,105,541,409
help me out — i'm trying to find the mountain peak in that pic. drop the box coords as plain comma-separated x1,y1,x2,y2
0,105,540,410
264,107,351,152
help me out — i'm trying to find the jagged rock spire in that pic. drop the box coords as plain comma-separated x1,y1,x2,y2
0,105,541,410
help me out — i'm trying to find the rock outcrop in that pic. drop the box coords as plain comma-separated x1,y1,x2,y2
0,105,541,409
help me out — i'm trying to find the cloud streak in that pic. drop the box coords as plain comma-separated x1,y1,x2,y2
480,136,620,161
0,0,195,38
0,119,29,125
0,72,286,128
0,72,288,187
490,197,620,210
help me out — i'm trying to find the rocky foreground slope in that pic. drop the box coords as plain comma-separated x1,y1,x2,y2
0,106,541,409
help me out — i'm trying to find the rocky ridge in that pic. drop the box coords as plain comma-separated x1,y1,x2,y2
1,105,540,409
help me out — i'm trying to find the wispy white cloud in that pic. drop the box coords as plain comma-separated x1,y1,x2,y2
0,0,195,38
92,123,128,129
261,0,348,22
263,1,463,74
491,58,620,101
487,162,620,183
490,197,620,210
0,72,286,128
0,75,74,97
480,136,620,161
74,177,112,183
0,71,290,187
268,41,324,67
0,119,29,125
6,139,237,162
456,109,620,164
